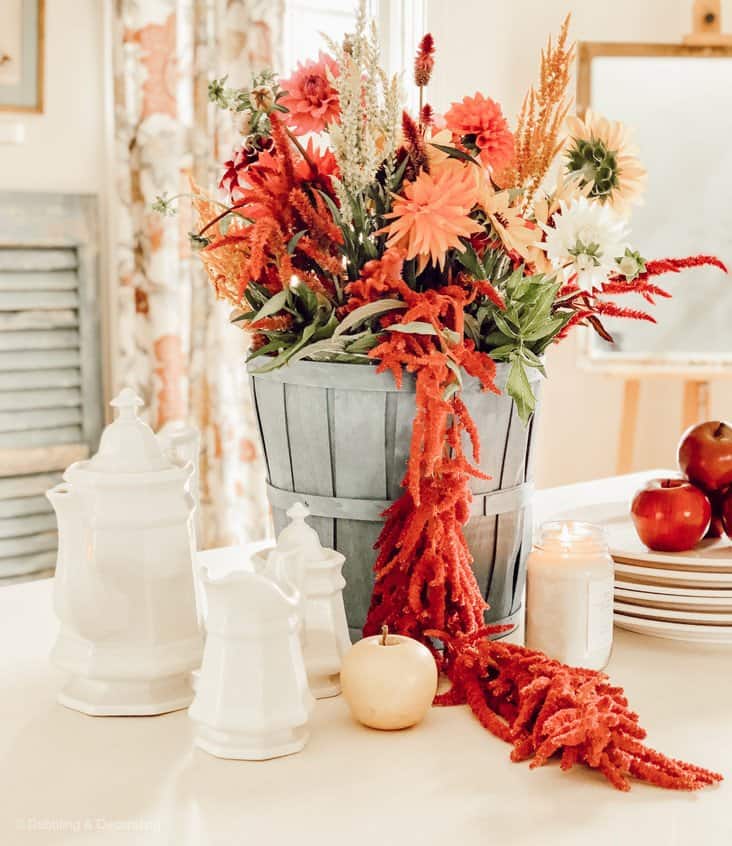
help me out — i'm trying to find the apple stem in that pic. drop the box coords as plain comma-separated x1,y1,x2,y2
714,422,726,439
381,624,389,646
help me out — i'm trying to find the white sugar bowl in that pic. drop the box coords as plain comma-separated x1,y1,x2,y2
47,389,203,716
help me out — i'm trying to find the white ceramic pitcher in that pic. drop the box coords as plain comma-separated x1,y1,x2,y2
189,566,314,760
47,388,203,716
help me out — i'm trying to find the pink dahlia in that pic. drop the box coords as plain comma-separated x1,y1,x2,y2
280,52,340,135
444,92,514,172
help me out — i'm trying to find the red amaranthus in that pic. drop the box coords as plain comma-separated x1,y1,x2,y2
356,264,493,638
430,628,723,792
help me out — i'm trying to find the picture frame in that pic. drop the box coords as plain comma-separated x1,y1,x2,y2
0,0,45,113
576,40,732,378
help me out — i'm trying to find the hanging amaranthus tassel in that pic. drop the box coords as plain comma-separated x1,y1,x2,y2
428,629,723,791
353,252,497,641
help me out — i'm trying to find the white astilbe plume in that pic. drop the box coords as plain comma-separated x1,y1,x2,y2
324,0,401,222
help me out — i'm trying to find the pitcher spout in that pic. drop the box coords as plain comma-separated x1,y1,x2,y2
47,482,127,641
47,482,80,523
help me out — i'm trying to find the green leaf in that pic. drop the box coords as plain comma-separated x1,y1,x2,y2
345,331,381,354
488,344,517,359
455,241,486,279
493,312,519,339
463,313,480,345
429,143,481,167
246,337,289,361
316,189,345,230
230,309,255,323
482,330,514,347
291,281,318,316
522,315,569,342
334,299,406,337
506,355,536,425
249,321,318,373
288,336,345,363
309,350,373,364
286,230,307,255
251,289,288,322
311,309,339,341
389,155,409,191
387,321,438,336
519,347,547,376
245,282,271,309
442,327,462,346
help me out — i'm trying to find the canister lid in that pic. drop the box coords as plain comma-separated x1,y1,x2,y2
274,502,325,558
86,388,172,473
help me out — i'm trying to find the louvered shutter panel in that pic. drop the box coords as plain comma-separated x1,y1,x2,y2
0,194,103,582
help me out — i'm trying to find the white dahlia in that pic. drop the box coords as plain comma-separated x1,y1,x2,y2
540,196,629,290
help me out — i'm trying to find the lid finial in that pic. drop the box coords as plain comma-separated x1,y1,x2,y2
275,501,324,557
110,388,145,419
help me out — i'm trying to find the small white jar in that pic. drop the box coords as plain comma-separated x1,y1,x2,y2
525,521,614,670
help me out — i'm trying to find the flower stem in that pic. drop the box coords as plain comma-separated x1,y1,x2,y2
285,126,317,175
199,201,252,235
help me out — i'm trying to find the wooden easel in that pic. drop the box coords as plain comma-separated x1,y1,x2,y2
683,0,732,46
615,1,730,473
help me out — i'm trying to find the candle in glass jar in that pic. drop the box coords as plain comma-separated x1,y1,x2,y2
525,521,614,670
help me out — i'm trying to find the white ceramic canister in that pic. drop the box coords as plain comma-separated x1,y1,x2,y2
47,389,203,716
264,503,351,698
525,521,614,670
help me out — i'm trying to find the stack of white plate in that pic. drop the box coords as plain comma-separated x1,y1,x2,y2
557,503,732,644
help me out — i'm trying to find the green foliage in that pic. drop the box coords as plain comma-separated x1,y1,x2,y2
466,265,573,423
246,280,383,372
317,154,406,283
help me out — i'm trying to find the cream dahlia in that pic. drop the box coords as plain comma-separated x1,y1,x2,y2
539,196,629,289
564,110,647,215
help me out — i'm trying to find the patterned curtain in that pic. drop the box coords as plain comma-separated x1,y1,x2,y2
112,0,283,546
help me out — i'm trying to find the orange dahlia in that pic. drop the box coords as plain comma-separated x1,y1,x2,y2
381,166,481,271
280,52,340,136
444,92,514,172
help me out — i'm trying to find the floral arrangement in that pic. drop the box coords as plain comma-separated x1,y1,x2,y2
157,5,725,791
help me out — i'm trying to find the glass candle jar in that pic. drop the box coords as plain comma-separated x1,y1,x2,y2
525,521,614,670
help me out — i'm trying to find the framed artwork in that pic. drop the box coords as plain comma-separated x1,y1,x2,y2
0,0,45,113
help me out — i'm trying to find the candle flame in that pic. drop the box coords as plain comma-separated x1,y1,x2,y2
559,523,573,547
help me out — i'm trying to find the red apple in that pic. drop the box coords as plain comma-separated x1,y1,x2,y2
705,489,727,539
720,488,732,538
631,478,711,552
677,421,732,493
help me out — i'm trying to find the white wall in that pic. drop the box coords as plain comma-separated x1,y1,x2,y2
0,0,106,194
426,0,732,488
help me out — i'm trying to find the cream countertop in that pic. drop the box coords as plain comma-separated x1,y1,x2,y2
0,471,729,845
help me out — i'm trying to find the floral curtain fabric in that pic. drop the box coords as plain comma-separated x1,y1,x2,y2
112,0,283,546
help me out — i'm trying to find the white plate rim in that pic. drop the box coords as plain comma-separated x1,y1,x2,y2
614,600,732,624
613,580,732,598
615,586,732,608
614,612,732,643
614,561,732,587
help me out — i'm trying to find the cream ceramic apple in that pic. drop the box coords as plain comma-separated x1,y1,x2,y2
340,626,437,730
